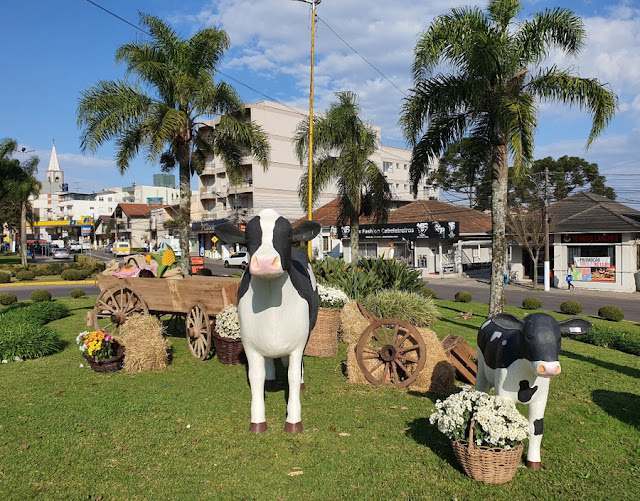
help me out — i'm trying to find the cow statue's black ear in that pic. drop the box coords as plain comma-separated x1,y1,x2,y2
490,313,524,331
292,221,321,243
559,318,593,335
214,223,247,245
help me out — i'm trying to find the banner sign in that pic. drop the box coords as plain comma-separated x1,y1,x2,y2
574,256,610,268
335,221,459,240
562,233,621,244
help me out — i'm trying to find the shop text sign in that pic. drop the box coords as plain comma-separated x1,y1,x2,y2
574,256,610,268
336,221,459,240
562,233,621,244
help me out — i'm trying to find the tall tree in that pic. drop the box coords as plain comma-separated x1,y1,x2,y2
77,13,270,259
428,138,493,210
510,155,615,206
401,0,617,316
0,139,41,265
294,91,391,262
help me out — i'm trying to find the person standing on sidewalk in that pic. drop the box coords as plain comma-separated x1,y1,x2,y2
566,263,575,290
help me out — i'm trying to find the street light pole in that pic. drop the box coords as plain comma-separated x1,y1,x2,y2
543,165,550,291
294,0,321,260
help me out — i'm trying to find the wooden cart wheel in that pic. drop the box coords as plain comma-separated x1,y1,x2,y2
186,303,212,360
355,318,427,388
93,284,149,336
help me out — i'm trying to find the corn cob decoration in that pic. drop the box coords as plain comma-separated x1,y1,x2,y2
149,246,180,278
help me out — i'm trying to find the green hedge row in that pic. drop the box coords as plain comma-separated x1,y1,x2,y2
572,324,640,357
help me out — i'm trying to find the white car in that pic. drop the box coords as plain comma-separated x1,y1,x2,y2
224,252,248,269
82,242,92,251
69,242,82,252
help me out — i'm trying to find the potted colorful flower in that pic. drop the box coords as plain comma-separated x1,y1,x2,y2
429,389,529,483
213,305,244,365
77,329,125,372
305,284,349,357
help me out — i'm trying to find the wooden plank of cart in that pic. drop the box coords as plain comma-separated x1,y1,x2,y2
93,274,240,360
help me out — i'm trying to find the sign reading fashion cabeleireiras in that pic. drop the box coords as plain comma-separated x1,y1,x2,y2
334,221,459,240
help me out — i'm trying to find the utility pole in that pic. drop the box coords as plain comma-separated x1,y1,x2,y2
293,0,321,260
543,166,550,291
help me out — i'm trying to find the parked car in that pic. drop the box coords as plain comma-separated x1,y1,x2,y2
224,251,248,269
113,241,131,257
69,242,82,253
105,243,113,253
157,238,182,257
53,248,71,259
82,242,92,251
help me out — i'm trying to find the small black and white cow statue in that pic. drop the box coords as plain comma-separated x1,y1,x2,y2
215,209,320,434
476,312,592,469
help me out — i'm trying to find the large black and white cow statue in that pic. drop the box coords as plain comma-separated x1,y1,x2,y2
476,312,592,469
215,209,320,434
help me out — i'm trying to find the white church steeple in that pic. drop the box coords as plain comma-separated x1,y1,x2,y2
46,140,63,185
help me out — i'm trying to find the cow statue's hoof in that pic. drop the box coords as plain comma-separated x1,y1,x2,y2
265,379,278,390
300,383,306,391
284,421,303,433
249,422,268,434
526,460,542,470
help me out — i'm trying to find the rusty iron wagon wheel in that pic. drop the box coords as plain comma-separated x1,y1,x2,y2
355,318,427,388
186,303,212,360
93,284,149,336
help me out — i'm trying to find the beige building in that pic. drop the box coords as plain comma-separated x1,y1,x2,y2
196,100,438,224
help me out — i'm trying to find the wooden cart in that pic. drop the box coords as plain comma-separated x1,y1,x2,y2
93,274,239,360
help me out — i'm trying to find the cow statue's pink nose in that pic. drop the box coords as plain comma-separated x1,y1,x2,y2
250,255,282,276
536,362,562,378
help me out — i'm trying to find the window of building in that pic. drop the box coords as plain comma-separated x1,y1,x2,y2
383,161,393,173
404,164,408,170
358,242,377,258
322,236,331,253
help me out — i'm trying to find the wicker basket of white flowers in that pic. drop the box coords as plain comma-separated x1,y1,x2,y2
213,304,244,365
304,284,349,357
429,389,528,484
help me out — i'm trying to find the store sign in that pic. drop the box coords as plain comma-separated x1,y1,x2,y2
336,221,459,240
574,257,610,268
562,233,621,244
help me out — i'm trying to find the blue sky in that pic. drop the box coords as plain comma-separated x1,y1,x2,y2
2,1,639,207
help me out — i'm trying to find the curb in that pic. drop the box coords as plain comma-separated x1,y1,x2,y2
0,280,97,288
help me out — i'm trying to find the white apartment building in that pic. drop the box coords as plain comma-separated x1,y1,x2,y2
197,100,439,225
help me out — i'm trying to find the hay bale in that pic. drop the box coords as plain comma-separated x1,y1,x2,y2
119,314,171,374
340,302,369,344
344,326,455,393
103,260,120,275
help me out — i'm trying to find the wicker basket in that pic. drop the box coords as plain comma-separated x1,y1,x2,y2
212,331,245,365
83,343,125,373
451,420,523,484
304,307,340,357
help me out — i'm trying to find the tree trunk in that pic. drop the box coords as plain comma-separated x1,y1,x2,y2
350,220,359,264
20,200,27,267
178,161,191,262
488,144,509,317
532,249,540,290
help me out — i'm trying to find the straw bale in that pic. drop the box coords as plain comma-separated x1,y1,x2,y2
103,260,120,275
119,314,172,374
340,302,369,344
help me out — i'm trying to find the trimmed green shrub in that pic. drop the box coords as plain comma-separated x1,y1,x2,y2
454,291,473,303
422,288,437,299
15,270,36,281
560,300,583,315
573,325,640,356
1,301,69,326
313,257,383,302
30,290,52,302
522,297,542,310
0,293,17,306
361,289,440,327
61,269,84,281
70,288,86,298
0,321,65,360
357,258,425,294
598,305,624,322
196,267,213,276
0,271,10,283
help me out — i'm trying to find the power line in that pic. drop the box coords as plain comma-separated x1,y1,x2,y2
316,15,407,98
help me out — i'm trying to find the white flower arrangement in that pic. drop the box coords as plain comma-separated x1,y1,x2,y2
317,284,349,309
429,390,529,449
215,305,241,339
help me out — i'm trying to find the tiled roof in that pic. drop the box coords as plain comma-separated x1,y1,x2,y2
295,198,491,235
118,203,151,217
550,192,640,232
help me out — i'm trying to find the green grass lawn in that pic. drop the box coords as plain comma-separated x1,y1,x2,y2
0,297,638,499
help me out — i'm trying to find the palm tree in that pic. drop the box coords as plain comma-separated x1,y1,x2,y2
401,0,617,315
294,91,391,262
0,139,40,266
77,13,270,258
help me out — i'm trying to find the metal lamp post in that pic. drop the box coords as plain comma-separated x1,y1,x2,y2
293,0,321,260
